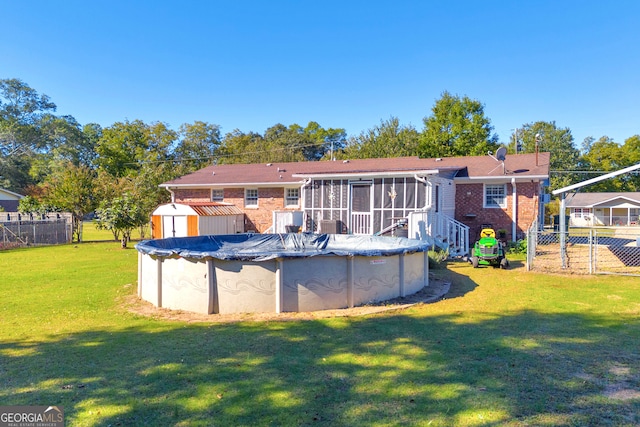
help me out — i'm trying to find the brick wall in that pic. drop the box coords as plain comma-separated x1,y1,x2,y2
174,187,297,233
172,180,542,238
455,181,540,241
174,189,210,202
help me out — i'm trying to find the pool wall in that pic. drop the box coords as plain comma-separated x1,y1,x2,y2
137,234,429,315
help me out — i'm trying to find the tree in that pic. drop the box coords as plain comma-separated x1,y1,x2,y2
28,115,96,183
0,78,58,192
578,135,640,191
341,117,420,159
217,122,346,164
217,130,266,164
95,193,147,248
174,121,221,171
18,195,43,215
42,163,96,242
418,91,499,158
621,135,640,191
0,79,93,194
295,121,346,161
578,136,625,191
513,121,580,190
96,120,176,177
94,120,178,239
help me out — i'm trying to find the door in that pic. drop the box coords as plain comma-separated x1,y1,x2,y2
163,215,188,238
350,183,372,234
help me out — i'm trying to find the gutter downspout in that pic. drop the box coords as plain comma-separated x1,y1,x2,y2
511,178,517,242
168,189,175,203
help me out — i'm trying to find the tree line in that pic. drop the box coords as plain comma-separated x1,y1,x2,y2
1,78,638,244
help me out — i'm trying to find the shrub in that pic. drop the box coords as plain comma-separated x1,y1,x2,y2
428,247,449,269
506,238,527,255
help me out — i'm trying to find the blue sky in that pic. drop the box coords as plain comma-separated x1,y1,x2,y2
2,0,639,147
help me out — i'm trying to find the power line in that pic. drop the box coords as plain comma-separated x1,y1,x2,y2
551,170,639,175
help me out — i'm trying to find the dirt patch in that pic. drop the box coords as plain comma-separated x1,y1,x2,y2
122,274,450,323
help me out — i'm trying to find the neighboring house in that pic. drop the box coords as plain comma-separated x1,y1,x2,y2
565,192,640,227
159,152,550,255
0,188,23,212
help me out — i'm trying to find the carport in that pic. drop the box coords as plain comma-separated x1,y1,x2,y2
552,162,640,268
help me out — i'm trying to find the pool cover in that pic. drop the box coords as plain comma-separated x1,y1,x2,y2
135,233,431,262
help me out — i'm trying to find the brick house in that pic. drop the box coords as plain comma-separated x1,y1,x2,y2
158,152,550,255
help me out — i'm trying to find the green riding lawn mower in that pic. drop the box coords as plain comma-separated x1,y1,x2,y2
470,227,509,269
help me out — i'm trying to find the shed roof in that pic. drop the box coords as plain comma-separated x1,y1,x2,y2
161,152,550,188
153,202,244,217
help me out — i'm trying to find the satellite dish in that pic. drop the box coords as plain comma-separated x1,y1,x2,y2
496,146,507,161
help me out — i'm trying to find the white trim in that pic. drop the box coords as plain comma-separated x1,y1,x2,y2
284,188,300,208
292,170,440,180
244,188,258,208
454,175,548,183
483,183,507,209
161,181,305,189
210,189,224,202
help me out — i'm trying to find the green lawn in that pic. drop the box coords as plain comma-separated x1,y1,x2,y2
81,221,149,243
1,244,638,426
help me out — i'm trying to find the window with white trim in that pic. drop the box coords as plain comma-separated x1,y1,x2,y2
211,189,224,202
573,208,591,218
285,188,299,207
245,189,258,207
484,184,506,208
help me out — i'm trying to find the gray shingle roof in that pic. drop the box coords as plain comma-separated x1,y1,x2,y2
566,192,640,207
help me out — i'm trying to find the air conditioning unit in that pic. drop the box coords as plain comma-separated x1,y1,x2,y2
320,220,342,234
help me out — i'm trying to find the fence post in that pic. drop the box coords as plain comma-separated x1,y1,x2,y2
588,229,593,274
593,230,598,274
526,226,532,271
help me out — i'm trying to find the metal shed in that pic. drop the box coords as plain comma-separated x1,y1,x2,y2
151,202,245,239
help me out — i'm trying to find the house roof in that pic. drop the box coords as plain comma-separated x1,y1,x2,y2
566,192,640,207
0,188,24,200
160,152,550,188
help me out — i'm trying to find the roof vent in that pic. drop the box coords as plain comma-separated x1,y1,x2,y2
343,160,349,163
212,171,215,175
266,163,272,167
435,158,442,162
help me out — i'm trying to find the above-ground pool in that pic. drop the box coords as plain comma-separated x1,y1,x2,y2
135,233,430,315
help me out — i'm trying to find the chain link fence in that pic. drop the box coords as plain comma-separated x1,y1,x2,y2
0,213,73,249
527,226,640,276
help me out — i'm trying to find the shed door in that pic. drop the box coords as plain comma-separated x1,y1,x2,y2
163,215,188,238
